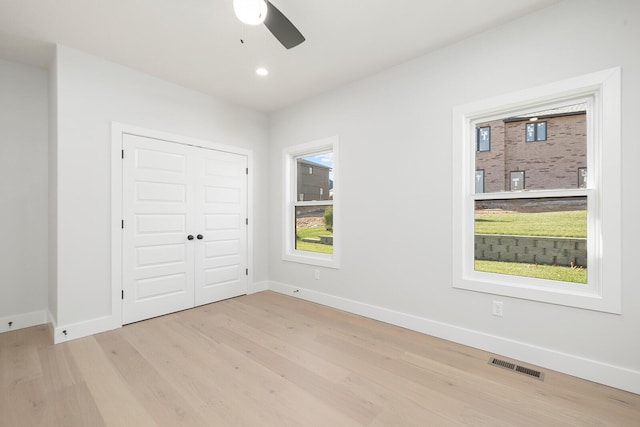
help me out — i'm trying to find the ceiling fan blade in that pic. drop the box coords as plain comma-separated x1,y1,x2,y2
264,1,305,49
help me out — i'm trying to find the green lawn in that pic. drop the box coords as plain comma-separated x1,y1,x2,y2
296,211,588,281
475,209,587,283
475,260,587,284
296,225,333,254
475,210,586,238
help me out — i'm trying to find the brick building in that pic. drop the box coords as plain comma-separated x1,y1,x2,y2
475,104,587,193
296,159,332,201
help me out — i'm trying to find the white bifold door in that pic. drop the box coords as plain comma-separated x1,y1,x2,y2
122,134,248,324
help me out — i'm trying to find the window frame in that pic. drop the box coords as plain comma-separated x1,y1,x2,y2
452,68,621,313
283,136,340,269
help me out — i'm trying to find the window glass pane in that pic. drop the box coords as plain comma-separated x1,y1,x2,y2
295,205,333,254
476,102,586,193
296,152,333,202
510,171,524,191
475,170,484,193
526,123,536,142
536,121,547,140
474,197,587,284
477,126,490,151
578,167,587,188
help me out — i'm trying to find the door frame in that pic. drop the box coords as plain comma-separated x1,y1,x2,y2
111,122,254,327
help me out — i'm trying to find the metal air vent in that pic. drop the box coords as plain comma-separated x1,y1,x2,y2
489,357,545,381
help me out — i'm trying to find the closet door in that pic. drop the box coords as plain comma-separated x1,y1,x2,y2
122,133,249,324
122,134,195,324
194,149,248,305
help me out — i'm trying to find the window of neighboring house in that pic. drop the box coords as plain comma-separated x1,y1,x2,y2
578,167,587,189
510,171,525,191
283,137,339,268
475,170,485,194
526,121,547,141
477,126,491,151
452,68,621,313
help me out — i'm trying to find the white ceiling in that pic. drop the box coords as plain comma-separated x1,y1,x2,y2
0,0,560,112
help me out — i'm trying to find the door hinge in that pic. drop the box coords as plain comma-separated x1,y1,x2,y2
245,268,248,276
121,290,124,300
246,218,248,225
246,167,248,175
121,149,124,159
121,220,124,229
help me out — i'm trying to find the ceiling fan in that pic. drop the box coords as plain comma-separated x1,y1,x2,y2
233,0,305,49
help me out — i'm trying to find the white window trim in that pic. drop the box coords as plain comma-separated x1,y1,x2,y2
283,136,340,269
452,68,621,313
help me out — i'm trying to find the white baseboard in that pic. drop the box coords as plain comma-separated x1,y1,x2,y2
248,280,269,294
0,310,47,334
52,314,121,344
268,280,640,395
47,309,57,343
48,281,267,344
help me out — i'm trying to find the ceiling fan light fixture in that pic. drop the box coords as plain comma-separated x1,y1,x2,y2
233,0,268,26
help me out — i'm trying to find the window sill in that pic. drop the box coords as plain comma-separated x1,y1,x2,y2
282,251,340,269
453,270,620,314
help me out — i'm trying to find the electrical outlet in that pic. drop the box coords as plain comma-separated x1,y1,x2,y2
492,301,504,317
314,269,320,280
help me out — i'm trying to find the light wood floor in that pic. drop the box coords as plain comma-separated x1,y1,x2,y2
1,291,639,426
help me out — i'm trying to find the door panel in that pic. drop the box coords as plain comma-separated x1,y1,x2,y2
122,134,195,324
194,150,248,305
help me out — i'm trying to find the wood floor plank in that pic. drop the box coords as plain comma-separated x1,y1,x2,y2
171,310,365,426
37,342,85,392
213,297,554,425
66,337,157,426
95,330,212,427
1,291,639,426
184,304,353,383
217,293,640,425
44,381,107,427
206,305,496,425
0,377,48,427
122,312,358,426
178,311,380,424
119,319,245,426
0,325,47,393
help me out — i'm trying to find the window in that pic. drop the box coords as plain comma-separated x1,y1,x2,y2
452,68,621,313
525,121,547,141
475,170,485,193
283,137,339,268
578,167,587,189
509,171,525,191
477,126,491,151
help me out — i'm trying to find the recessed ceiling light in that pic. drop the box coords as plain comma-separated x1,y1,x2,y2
256,67,269,76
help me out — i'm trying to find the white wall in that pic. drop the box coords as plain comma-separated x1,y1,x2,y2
52,46,269,334
0,59,49,331
268,0,640,393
